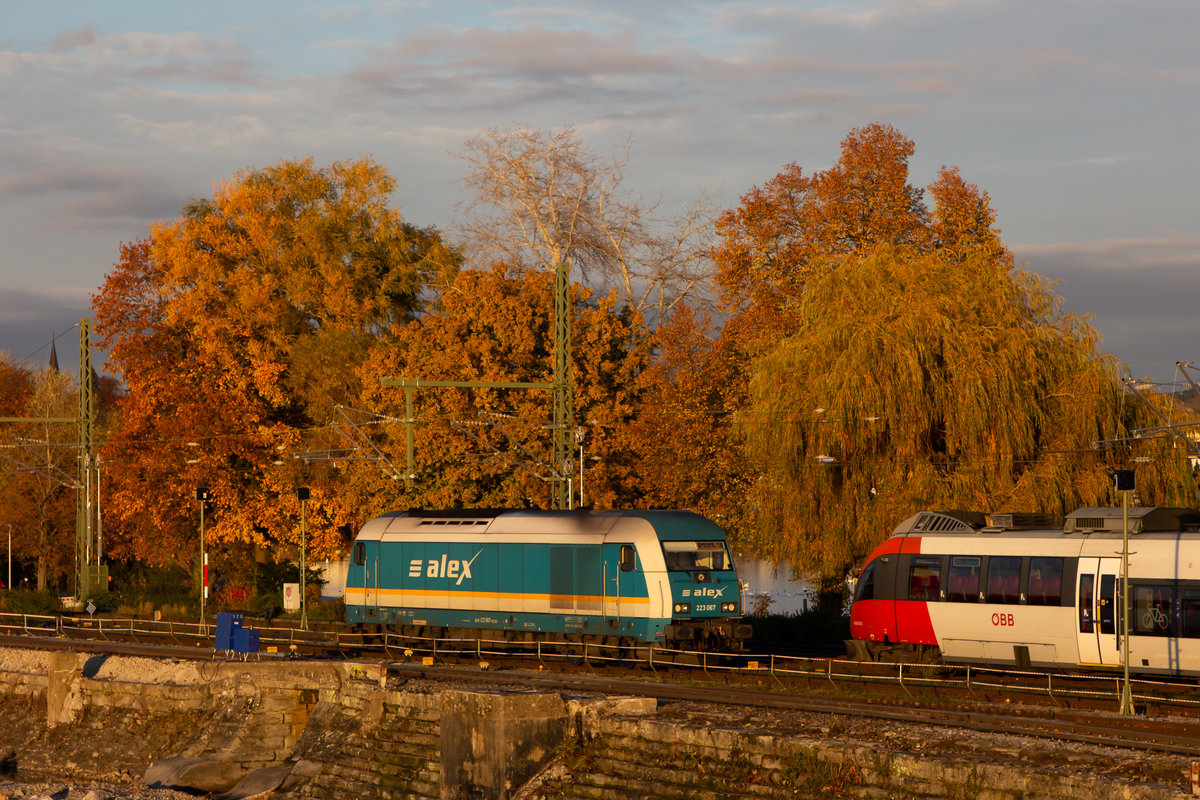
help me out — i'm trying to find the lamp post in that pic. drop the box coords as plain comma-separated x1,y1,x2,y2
296,487,310,630
1113,469,1135,715
574,426,586,508
196,487,209,634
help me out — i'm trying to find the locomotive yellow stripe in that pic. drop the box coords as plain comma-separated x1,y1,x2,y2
345,588,650,605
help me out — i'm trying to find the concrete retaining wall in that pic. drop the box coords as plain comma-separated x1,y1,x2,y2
0,649,1188,799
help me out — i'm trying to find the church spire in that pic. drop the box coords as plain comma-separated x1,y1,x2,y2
49,330,59,372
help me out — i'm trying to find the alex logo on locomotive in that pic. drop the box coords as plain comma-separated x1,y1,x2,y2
681,586,728,598
407,550,484,586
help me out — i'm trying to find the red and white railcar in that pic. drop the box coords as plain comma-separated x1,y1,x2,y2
848,506,1200,675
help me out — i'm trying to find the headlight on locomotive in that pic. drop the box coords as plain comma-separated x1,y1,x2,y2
720,602,738,613
673,602,691,614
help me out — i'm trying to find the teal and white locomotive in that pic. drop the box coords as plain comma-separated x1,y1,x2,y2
345,509,751,648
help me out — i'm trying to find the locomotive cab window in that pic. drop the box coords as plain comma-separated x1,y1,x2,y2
908,556,941,601
662,540,730,572
352,542,366,566
854,561,876,602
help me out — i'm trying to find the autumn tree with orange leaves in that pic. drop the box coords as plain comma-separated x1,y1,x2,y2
93,159,458,590
709,124,1188,590
0,362,77,591
625,306,752,532
354,265,653,513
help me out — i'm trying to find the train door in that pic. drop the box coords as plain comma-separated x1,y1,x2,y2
601,543,638,623
351,540,380,617
1076,556,1120,666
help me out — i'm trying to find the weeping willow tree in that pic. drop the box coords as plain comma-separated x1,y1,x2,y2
739,244,1194,584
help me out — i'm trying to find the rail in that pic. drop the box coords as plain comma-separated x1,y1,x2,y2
1,611,1196,715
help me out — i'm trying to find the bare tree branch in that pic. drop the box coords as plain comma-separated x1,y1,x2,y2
455,125,716,328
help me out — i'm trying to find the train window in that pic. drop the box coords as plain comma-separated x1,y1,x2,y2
986,556,1021,604
352,542,366,567
619,545,635,572
662,540,731,572
1098,574,1115,635
1180,589,1200,638
1132,584,1175,637
947,556,980,602
1027,557,1064,605
855,561,876,601
908,556,941,601
1078,574,1094,633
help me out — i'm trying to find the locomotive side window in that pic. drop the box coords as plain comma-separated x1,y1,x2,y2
1027,557,1064,605
1132,584,1175,637
947,556,981,602
986,556,1021,604
1078,574,1094,633
619,544,635,572
908,556,941,601
352,541,366,567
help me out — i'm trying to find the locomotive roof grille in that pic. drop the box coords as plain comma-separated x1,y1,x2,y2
983,512,1056,531
1064,506,1200,534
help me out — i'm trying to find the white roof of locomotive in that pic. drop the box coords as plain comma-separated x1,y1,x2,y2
354,509,654,545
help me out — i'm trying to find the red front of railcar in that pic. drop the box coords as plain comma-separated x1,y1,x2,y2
849,533,937,647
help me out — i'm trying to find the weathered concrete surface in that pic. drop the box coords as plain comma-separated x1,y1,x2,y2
0,647,1192,800
439,690,568,800
143,756,245,793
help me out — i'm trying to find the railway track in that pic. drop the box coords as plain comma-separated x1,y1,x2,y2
384,662,1200,757
3,618,1200,758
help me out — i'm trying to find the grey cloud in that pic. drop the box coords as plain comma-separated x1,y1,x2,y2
0,287,91,367
371,24,692,81
1016,236,1200,383
17,28,259,86
49,25,99,53
0,165,138,198
0,164,185,231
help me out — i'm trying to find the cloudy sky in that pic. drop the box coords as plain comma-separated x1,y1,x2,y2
1,0,1197,385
